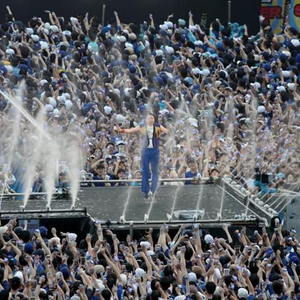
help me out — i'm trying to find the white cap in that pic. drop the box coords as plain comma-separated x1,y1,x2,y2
282,50,291,58
6,65,13,73
165,21,173,28
31,35,39,42
165,46,174,54
188,118,198,127
0,226,8,234
129,33,137,40
189,25,197,32
70,17,79,24
135,268,146,277
140,241,151,249
48,237,60,246
48,97,57,108
291,39,300,47
287,83,296,91
26,28,34,35
94,265,105,274
156,49,164,57
194,40,203,46
215,80,222,88
257,105,266,113
5,49,15,56
192,68,201,75
104,106,112,115
57,95,66,103
63,93,71,99
116,114,126,123
50,25,59,32
250,82,261,91
65,99,73,110
237,288,249,299
40,79,48,86
45,104,54,112
200,69,210,76
254,54,260,61
14,271,24,282
125,42,133,49
119,273,127,285
63,30,71,36
44,22,51,29
161,109,169,115
75,68,82,76
277,85,286,92
68,233,77,242
174,296,186,300
282,70,291,78
117,36,126,43
53,108,60,117
40,41,49,49
159,24,168,31
188,272,197,282
204,234,214,244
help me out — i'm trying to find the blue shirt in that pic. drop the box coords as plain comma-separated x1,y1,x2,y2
185,171,200,185
93,176,106,187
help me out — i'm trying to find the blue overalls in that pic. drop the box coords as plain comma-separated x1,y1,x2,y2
140,123,161,195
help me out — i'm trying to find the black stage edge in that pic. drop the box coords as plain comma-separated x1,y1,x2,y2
0,183,266,243
0,184,266,228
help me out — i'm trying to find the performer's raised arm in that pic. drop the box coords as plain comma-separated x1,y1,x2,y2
116,124,141,134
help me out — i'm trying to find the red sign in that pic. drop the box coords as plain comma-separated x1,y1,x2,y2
260,6,283,19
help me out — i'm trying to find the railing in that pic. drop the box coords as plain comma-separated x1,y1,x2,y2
80,177,211,184
223,171,300,220
0,177,213,197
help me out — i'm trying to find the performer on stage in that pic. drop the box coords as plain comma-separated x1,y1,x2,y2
116,113,169,200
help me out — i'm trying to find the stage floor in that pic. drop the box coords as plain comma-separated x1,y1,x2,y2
0,184,261,223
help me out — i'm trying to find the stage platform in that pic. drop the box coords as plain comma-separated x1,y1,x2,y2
0,183,267,227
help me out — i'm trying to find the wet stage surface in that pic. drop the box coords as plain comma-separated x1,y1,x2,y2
0,184,260,222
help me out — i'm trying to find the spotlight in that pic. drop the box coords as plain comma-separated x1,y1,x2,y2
217,213,221,220
129,221,134,226
166,214,172,222
198,209,205,219
240,187,246,193
46,205,51,211
19,205,25,212
119,215,126,224
144,214,149,223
